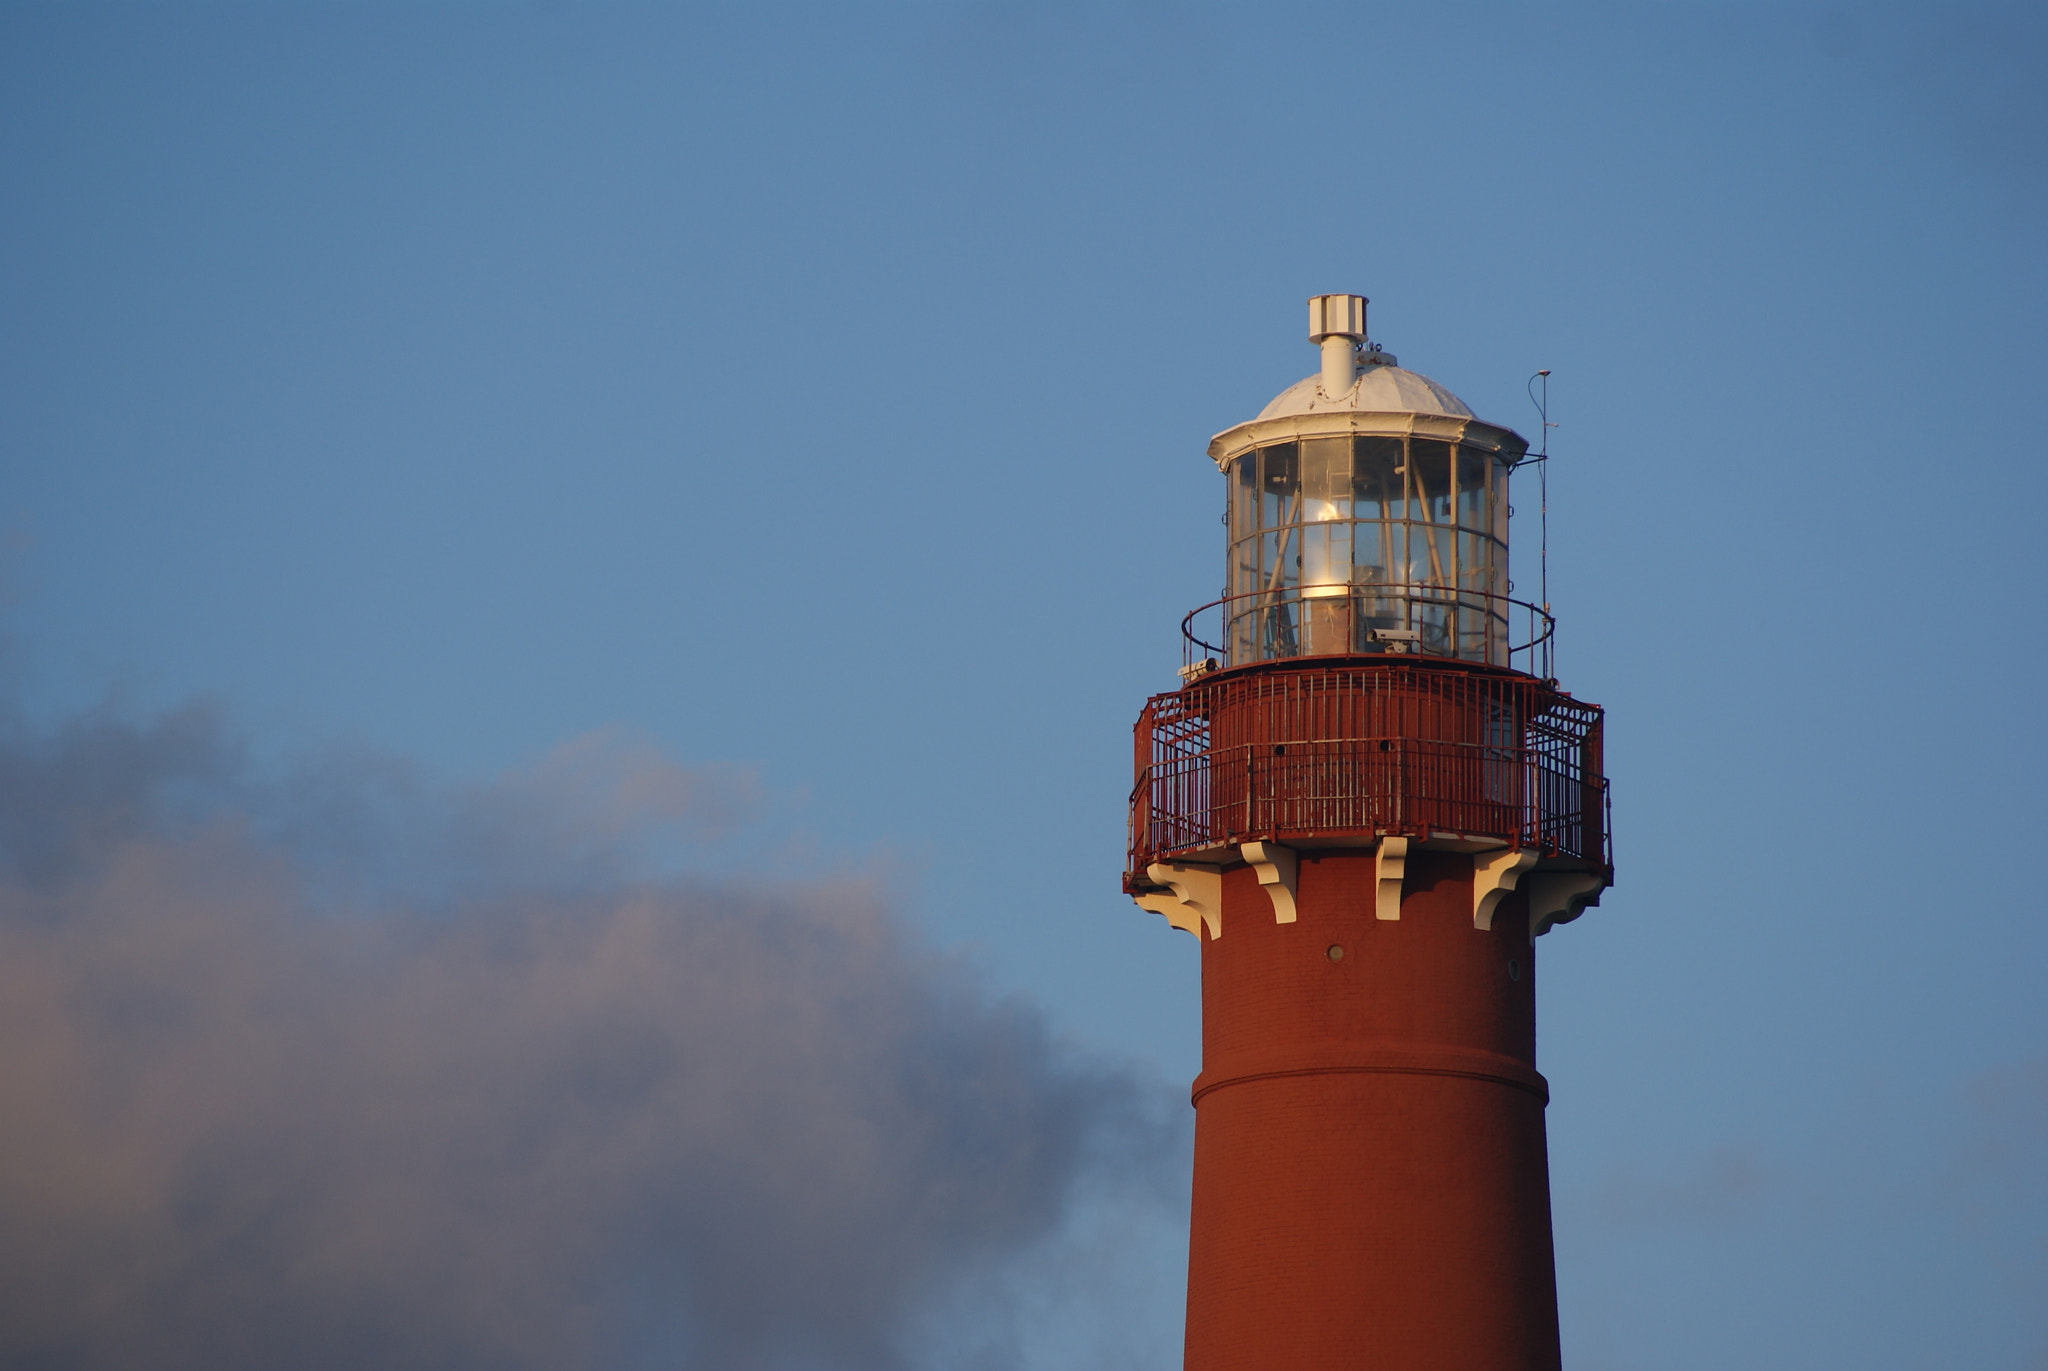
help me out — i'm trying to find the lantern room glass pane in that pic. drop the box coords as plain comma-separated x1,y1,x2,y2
1300,521,1351,596
1263,529,1296,589
1353,437,1401,525
1232,453,1256,540
1411,524,1452,588
1222,437,1516,668
1457,447,1491,532
1458,531,1494,591
1492,456,1510,546
1260,444,1297,529
1409,440,1453,526
1301,438,1350,522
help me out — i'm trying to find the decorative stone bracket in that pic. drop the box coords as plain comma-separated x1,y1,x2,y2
1238,842,1298,924
1374,836,1409,921
1472,848,1541,931
1128,840,1603,942
1132,862,1223,940
1527,872,1606,938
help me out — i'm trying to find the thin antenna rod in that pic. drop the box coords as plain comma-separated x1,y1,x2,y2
1525,369,1557,679
1537,371,1549,615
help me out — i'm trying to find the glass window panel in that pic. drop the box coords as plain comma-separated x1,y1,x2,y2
1259,444,1298,531
1261,528,1297,588
1297,523,1324,590
1232,455,1257,541
1301,521,1353,593
1457,447,1492,532
1413,599,1451,656
1458,531,1496,592
1402,522,1426,584
1456,600,1489,662
1494,459,1511,547
1409,440,1454,526
1218,440,1520,668
1229,608,1257,666
1353,437,1402,522
1264,600,1300,658
1405,522,1451,588
1301,437,1351,523
1231,536,1258,601
1354,514,1391,583
1359,584,1401,634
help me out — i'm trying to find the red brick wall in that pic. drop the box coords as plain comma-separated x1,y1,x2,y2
1183,850,1561,1371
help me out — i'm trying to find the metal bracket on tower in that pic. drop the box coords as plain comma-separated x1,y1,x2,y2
1238,842,1298,924
1133,862,1223,940
1373,836,1409,921
1472,848,1542,931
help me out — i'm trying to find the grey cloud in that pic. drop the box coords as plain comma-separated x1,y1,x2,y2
0,703,1178,1370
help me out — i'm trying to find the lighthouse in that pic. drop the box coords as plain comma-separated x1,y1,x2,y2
1126,296,1611,1371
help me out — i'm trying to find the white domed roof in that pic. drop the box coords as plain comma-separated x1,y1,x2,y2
1206,354,1525,470
1256,360,1474,421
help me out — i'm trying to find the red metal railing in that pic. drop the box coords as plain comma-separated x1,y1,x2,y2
1128,659,1608,880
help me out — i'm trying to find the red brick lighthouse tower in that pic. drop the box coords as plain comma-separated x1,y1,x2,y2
1125,296,1611,1371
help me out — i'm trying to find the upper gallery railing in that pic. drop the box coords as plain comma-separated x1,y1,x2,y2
1127,660,1607,879
1179,585,1557,682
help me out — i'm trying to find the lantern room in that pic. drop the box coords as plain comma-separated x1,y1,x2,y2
1200,295,1535,671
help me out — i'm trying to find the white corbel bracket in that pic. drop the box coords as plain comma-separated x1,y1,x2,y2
1239,842,1298,923
1132,862,1223,940
1374,836,1409,921
1527,873,1607,939
1472,847,1541,931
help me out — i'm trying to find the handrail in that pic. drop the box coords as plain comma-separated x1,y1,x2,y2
1178,584,1557,681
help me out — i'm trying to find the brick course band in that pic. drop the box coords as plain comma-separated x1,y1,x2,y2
1191,1042,1550,1106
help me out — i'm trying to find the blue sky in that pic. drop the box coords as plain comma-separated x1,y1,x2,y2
3,4,2045,1368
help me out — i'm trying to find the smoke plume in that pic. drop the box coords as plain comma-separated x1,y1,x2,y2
0,701,1174,1370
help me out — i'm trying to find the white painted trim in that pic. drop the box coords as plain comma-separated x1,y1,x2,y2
1207,411,1527,470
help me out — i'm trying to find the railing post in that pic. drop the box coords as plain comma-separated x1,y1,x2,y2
1132,704,1156,868
1579,719,1605,866
1245,747,1254,840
